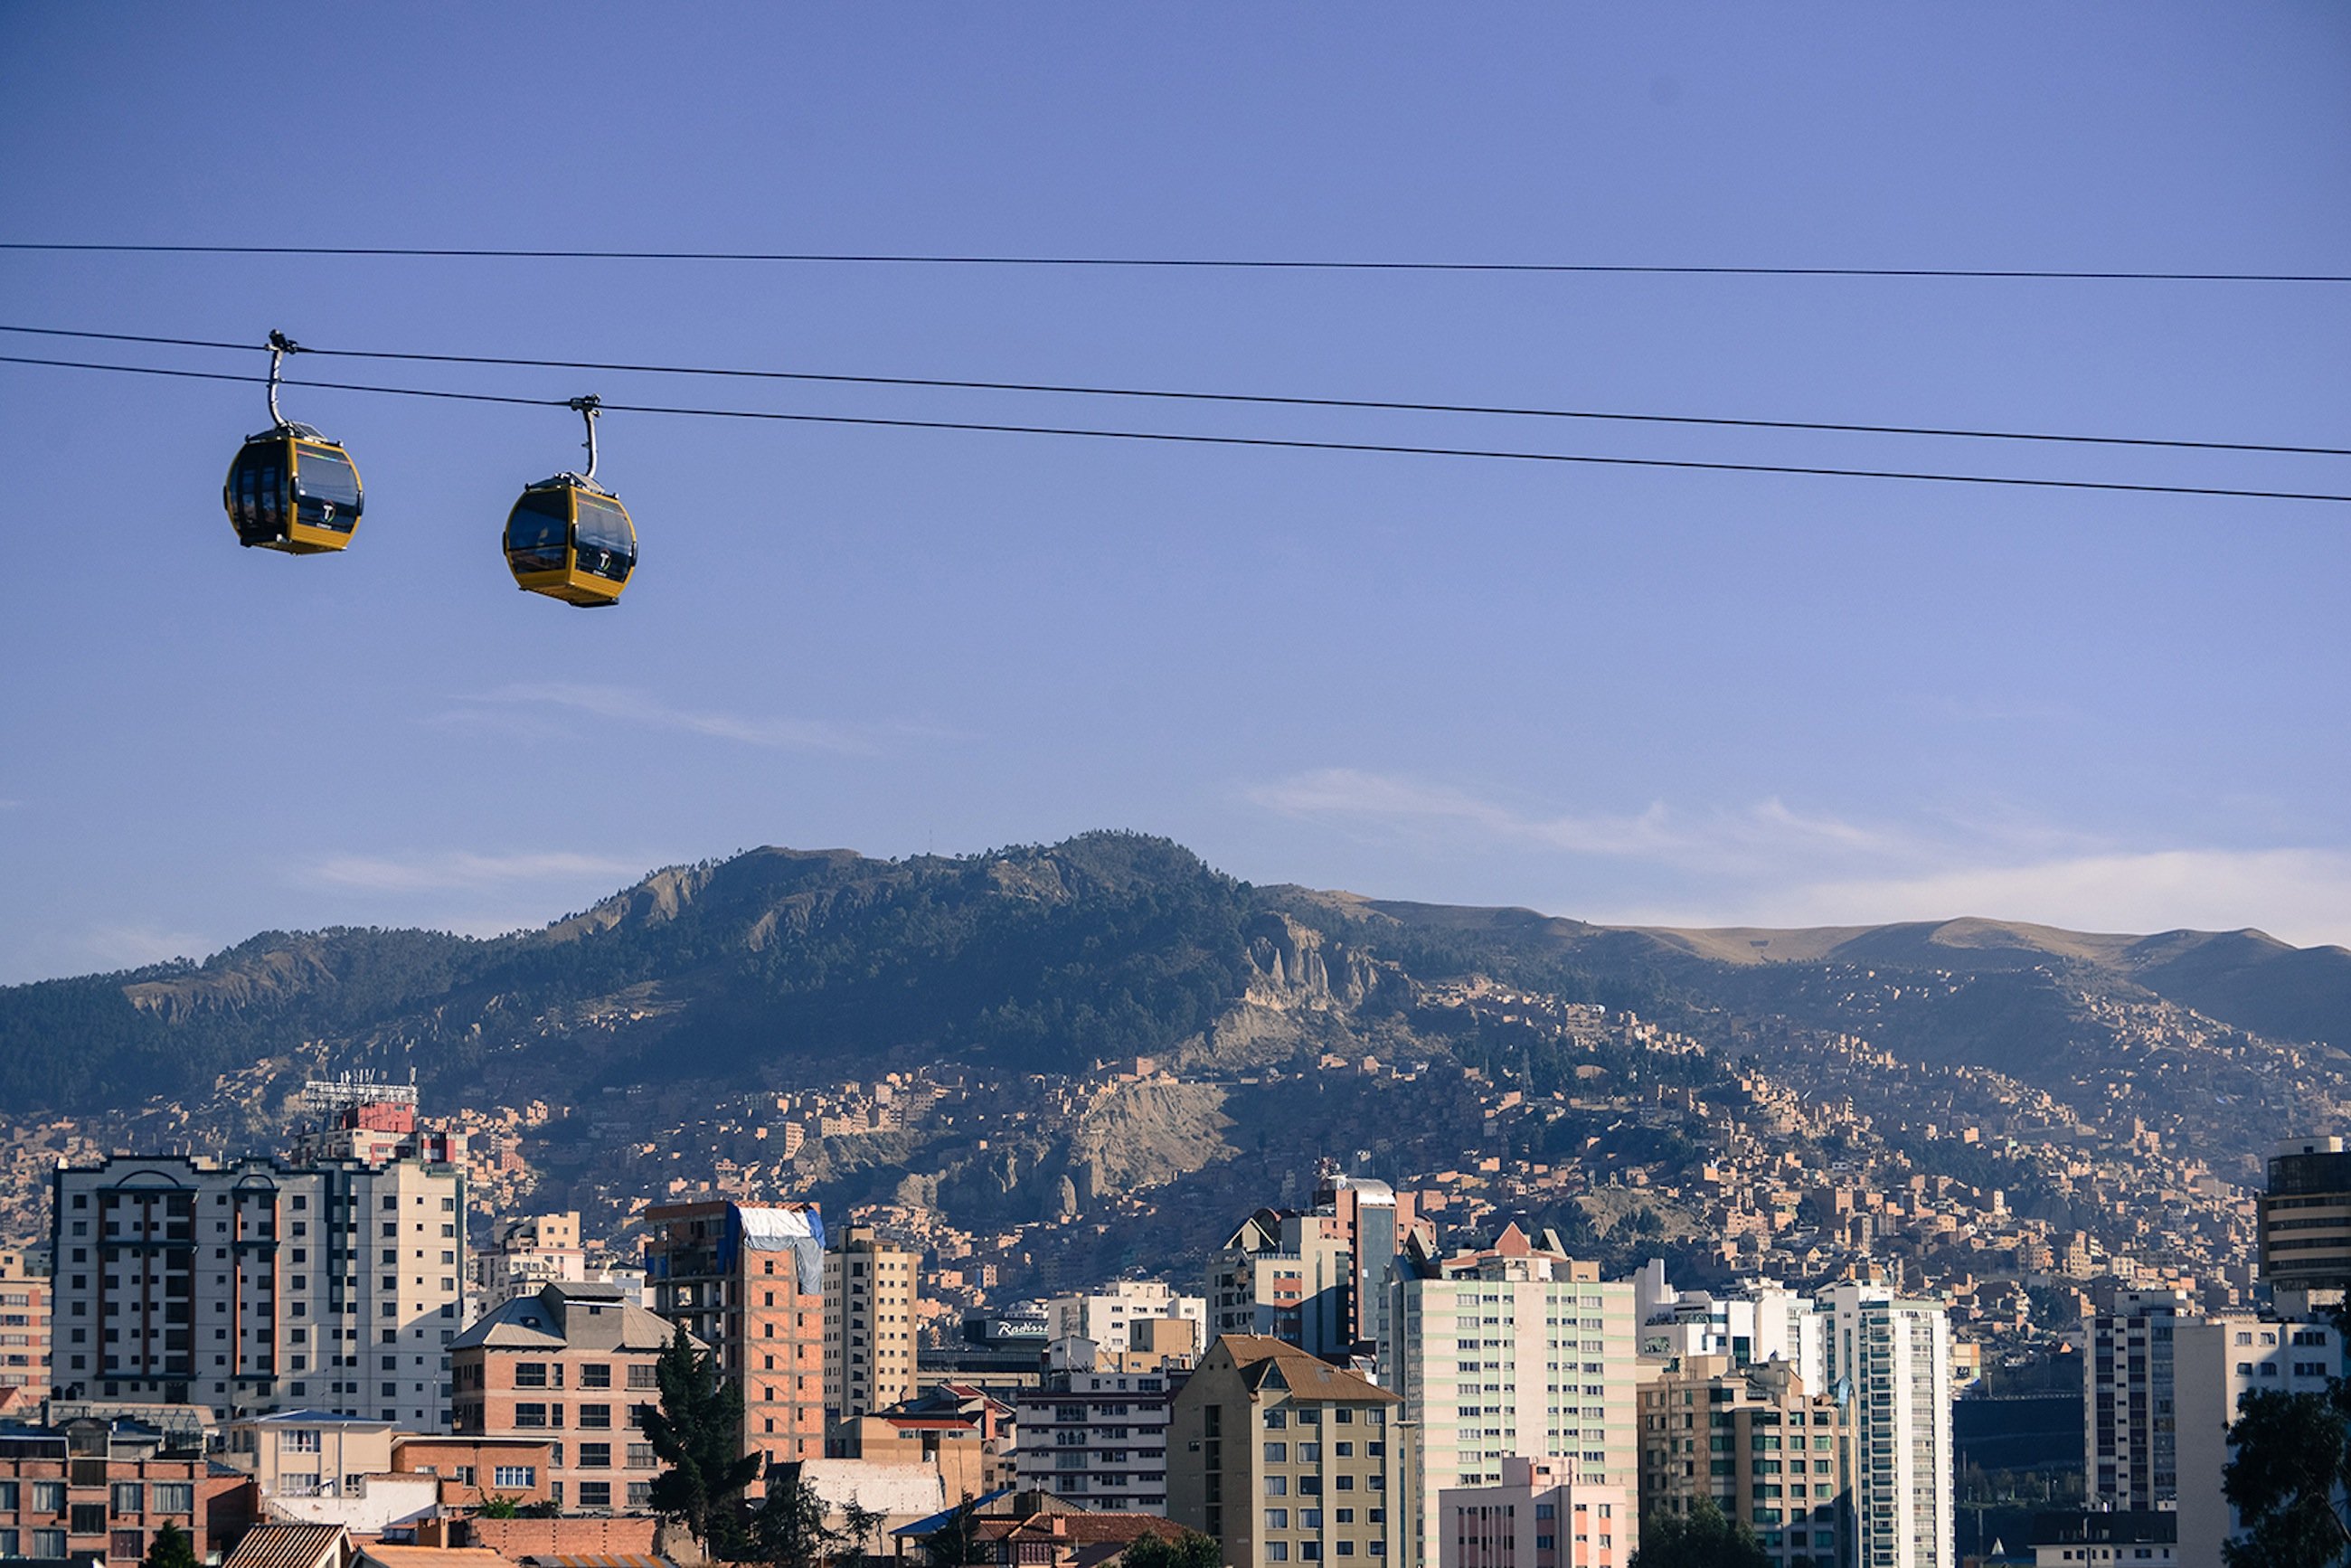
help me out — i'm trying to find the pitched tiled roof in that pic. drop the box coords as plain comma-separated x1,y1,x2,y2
1213,1336,1399,1404
224,1523,351,1568
977,1516,1184,1547
449,1283,688,1354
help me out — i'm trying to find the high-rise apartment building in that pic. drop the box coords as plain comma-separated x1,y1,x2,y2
1207,1174,1428,1363
448,1280,675,1513
1637,1355,1852,1568
2258,1137,2351,1303
1167,1335,1413,1568
1208,1209,1357,1361
49,1086,466,1431
1384,1224,1639,1568
2082,1289,2185,1511
1046,1280,1206,1356
1011,1365,1176,1513
1313,1170,1424,1356
0,1249,52,1403
1818,1285,1951,1568
2173,1313,2339,1567
643,1200,826,1465
823,1224,921,1421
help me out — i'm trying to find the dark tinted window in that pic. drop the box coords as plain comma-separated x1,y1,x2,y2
573,494,635,580
293,443,361,529
505,490,571,571
574,495,635,556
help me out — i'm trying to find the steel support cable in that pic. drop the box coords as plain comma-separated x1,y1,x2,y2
5,352,2346,505
3,241,2347,284
2,323,2341,461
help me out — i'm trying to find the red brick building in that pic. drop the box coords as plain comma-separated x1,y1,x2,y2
0,1419,256,1563
643,1201,826,1466
448,1281,675,1514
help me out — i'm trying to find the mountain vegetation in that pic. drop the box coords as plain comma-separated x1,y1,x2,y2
4,830,2348,1286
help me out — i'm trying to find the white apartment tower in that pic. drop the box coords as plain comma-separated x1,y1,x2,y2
2173,1313,2340,1566
1384,1224,1640,1568
2084,1289,2186,1510
1818,1284,1952,1568
822,1223,920,1419
50,1086,466,1432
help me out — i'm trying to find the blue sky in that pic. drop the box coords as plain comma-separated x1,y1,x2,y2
3,5,2348,983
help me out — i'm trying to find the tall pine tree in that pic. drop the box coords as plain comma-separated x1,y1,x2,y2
641,1323,763,1557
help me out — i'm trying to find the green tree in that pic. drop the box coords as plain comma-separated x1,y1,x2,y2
839,1499,887,1567
475,1496,522,1519
747,1459,844,1568
1630,1498,1770,1568
1120,1531,1222,1568
641,1323,763,1557
2223,1384,2351,1568
922,1499,993,1568
144,1521,199,1568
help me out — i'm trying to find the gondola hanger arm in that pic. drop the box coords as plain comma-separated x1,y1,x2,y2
568,394,601,482
262,330,310,428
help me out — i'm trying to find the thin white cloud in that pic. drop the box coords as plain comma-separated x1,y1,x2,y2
302,851,647,894
458,683,878,754
1245,766,2351,948
1244,768,1913,871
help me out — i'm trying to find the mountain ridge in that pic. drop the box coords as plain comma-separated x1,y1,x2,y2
4,832,2346,1118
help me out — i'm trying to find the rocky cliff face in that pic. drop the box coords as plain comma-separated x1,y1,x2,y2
1242,911,1388,1011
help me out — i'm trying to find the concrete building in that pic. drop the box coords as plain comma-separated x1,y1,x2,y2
1818,1285,1951,1568
825,1224,921,1421
1045,1280,1206,1356
1384,1224,1639,1568
2026,1509,2176,1567
448,1280,677,1514
224,1411,393,1499
2259,1137,2351,1304
2082,1289,2185,1511
475,1213,586,1311
1208,1209,1357,1361
1438,1456,1629,1568
0,1248,52,1403
828,1382,1012,1500
1167,1336,1413,1568
2174,1313,2338,1567
1207,1174,1429,1363
49,1092,466,1431
1636,1355,1851,1568
1011,1365,1175,1513
644,1199,826,1464
1312,1170,1425,1357
1045,1316,1203,1377
1634,1268,1826,1393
